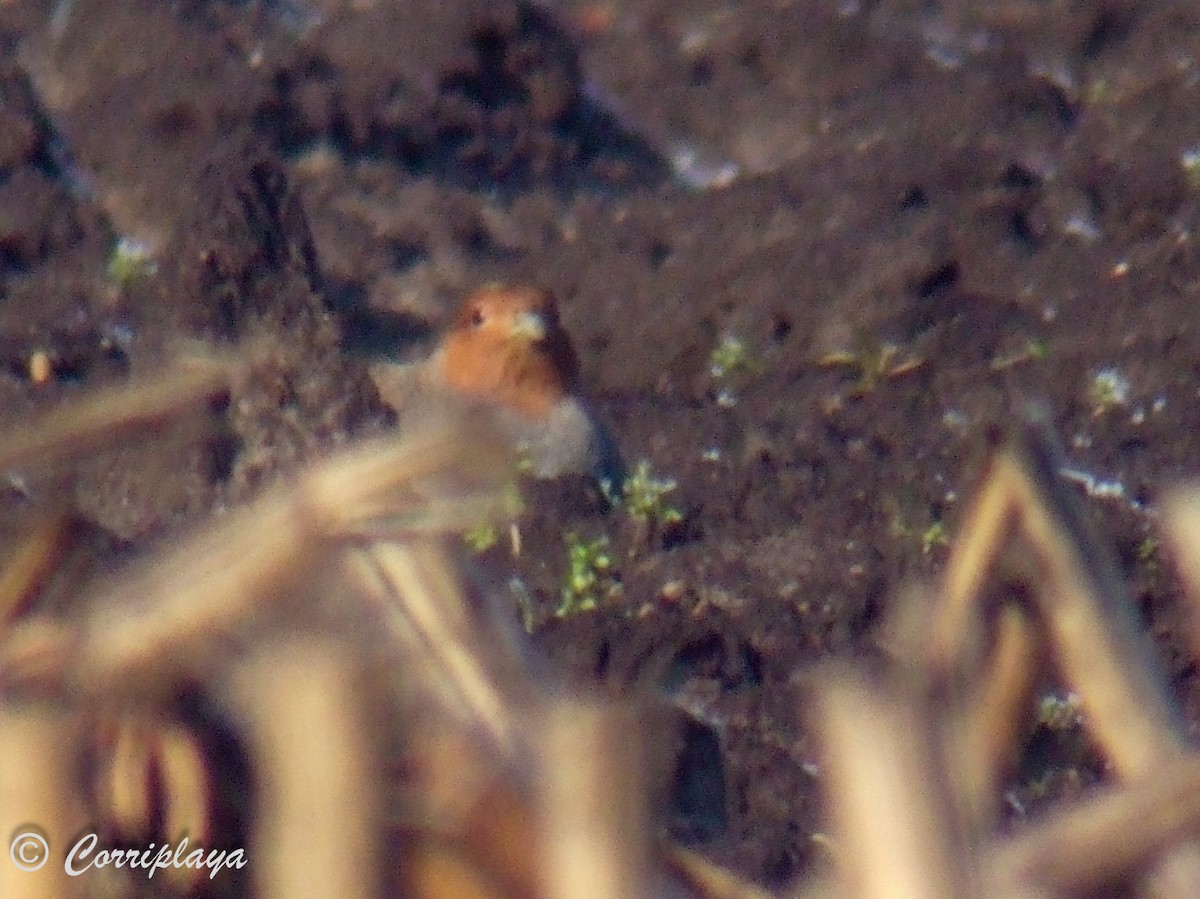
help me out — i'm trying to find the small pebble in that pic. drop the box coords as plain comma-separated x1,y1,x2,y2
660,580,686,602
29,350,52,385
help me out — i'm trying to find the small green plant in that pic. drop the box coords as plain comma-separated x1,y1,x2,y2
1137,535,1160,574
107,238,157,288
1085,77,1111,106
820,327,924,396
461,484,523,553
884,496,949,558
1087,366,1130,416
1036,691,1083,731
990,339,1050,371
1183,149,1200,190
557,533,620,617
709,333,761,407
920,520,950,555
622,460,683,535
710,333,759,380
463,521,500,552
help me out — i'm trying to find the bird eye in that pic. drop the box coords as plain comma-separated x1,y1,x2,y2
470,307,485,327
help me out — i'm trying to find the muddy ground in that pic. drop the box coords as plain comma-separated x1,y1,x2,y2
3,0,1200,889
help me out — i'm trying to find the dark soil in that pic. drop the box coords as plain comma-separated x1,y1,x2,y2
4,0,1200,889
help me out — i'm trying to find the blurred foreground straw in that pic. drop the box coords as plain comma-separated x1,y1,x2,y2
232,640,380,899
0,704,86,898
11,357,1200,899
0,349,232,476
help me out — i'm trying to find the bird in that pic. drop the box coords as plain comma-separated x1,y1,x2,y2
371,284,626,495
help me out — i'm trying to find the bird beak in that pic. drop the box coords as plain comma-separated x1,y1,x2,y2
509,310,548,343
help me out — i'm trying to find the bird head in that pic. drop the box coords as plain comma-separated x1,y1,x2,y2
435,285,582,420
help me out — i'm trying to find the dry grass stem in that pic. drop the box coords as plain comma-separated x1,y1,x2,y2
812,672,971,899
345,536,534,761
231,640,379,899
664,845,779,899
0,618,77,693
397,721,549,899
536,700,650,899
989,754,1200,896
921,422,1200,899
1006,434,1186,775
1161,488,1200,662
0,516,72,635
101,718,159,840
69,414,512,694
955,604,1040,828
0,351,232,475
0,703,87,899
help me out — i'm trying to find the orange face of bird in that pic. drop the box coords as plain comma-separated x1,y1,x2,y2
435,285,582,420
